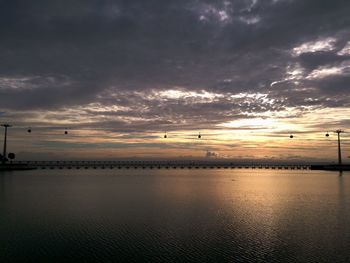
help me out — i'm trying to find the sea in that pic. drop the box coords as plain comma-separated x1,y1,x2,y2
1,169,350,262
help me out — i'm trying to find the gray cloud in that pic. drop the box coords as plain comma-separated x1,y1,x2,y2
1,0,350,133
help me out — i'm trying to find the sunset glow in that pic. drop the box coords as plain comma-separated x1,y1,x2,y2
0,0,349,162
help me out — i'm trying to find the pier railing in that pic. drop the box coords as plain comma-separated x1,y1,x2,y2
10,161,311,170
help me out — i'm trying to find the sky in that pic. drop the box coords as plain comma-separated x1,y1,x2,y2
0,0,350,161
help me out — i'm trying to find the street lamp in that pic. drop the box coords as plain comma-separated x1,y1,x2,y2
1,124,12,164
335,130,344,165
326,130,344,165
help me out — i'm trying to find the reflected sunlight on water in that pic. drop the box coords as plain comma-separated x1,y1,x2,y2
1,169,350,262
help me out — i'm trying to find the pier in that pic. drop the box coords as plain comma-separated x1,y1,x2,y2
5,161,311,170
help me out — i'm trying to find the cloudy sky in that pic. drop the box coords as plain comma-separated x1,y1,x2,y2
1,0,350,161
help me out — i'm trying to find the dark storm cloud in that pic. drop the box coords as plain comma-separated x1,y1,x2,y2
1,0,350,131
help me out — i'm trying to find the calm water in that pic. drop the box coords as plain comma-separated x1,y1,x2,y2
1,169,350,262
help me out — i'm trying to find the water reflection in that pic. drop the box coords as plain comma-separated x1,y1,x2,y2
0,169,350,262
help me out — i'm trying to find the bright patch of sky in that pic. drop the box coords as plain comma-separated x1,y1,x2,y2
155,89,224,102
337,42,350,56
270,63,304,86
83,103,131,113
306,61,350,79
292,37,337,56
218,117,277,129
230,92,275,104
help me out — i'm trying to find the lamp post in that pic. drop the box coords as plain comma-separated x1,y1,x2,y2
335,130,344,166
1,124,12,164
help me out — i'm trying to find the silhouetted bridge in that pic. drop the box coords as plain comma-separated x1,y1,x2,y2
12,161,311,170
